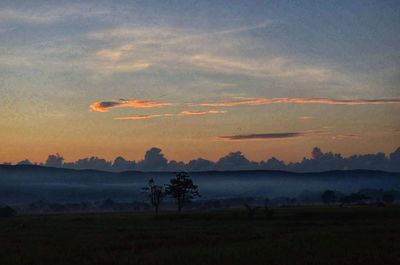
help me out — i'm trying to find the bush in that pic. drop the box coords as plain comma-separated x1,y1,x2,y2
0,206,16,217
264,207,275,219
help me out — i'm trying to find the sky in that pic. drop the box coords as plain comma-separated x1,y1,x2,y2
0,0,399,164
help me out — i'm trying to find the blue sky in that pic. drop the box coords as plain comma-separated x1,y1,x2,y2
0,0,399,163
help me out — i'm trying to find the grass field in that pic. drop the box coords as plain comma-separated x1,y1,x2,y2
0,207,399,265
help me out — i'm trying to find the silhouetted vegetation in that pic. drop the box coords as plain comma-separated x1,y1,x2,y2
0,206,16,217
165,172,200,214
341,193,370,205
142,178,165,217
382,193,395,204
321,190,336,204
243,203,260,220
264,206,274,219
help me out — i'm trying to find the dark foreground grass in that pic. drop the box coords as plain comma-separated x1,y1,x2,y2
0,207,399,265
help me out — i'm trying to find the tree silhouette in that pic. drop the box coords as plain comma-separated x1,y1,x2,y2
165,172,199,214
321,190,336,205
243,203,260,220
143,178,165,217
264,206,274,219
0,206,16,217
382,193,395,204
341,193,369,205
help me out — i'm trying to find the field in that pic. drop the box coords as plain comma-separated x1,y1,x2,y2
0,207,399,265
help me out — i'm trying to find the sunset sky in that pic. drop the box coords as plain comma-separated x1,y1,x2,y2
1,0,399,164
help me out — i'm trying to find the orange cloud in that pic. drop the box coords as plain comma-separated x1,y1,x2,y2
299,116,313,120
90,99,174,112
180,110,227,116
331,134,360,140
195,97,400,107
114,114,162,120
112,110,226,120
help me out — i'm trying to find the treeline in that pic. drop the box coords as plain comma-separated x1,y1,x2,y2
9,146,400,172
2,187,398,216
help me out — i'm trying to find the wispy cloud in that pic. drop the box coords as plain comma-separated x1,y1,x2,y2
112,110,226,120
0,5,108,24
180,110,226,116
196,97,400,107
299,116,314,120
96,45,135,61
114,114,163,120
101,62,150,73
90,99,174,112
91,96,400,114
219,132,304,141
88,24,334,82
331,134,360,140
1,18,339,86
189,54,330,81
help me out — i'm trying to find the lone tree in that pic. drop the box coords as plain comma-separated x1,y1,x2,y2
143,178,165,217
243,203,260,220
321,190,336,205
165,172,199,214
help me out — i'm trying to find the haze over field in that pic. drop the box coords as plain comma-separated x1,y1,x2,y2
1,164,399,204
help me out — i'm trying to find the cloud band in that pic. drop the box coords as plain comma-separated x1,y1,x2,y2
196,97,400,107
219,132,304,141
90,99,174,112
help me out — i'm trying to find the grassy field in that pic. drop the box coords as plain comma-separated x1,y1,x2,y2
0,207,399,265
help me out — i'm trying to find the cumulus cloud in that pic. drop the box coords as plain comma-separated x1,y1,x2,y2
219,132,304,141
196,97,400,107
15,146,400,172
90,99,174,112
137,147,168,171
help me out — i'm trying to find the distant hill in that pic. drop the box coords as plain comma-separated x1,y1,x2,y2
2,164,398,176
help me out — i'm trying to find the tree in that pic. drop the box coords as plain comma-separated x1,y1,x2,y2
382,193,395,204
341,193,369,205
143,178,165,217
321,190,336,205
165,172,199,214
264,206,274,219
0,206,16,217
243,203,260,220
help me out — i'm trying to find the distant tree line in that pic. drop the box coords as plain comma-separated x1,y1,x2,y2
9,146,400,172
320,189,397,206
2,187,398,217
